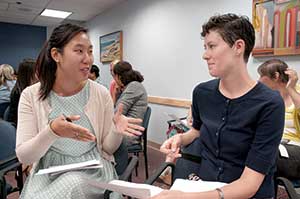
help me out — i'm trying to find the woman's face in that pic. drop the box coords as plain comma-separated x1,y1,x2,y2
113,74,123,88
55,32,94,83
202,31,237,78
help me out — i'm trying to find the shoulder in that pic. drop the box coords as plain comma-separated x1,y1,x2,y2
22,82,40,96
126,81,145,90
254,82,283,104
89,79,111,100
193,79,218,96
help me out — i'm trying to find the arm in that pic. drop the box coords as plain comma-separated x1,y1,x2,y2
151,167,264,199
285,69,300,108
15,88,59,165
115,82,145,117
160,127,200,160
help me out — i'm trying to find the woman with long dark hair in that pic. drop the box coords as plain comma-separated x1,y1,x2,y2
16,23,143,199
8,59,36,125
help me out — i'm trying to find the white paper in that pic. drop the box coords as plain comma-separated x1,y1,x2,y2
36,159,103,175
170,179,227,192
86,178,227,198
279,144,289,158
87,179,163,199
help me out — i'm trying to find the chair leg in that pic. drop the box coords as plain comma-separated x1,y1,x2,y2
144,150,148,178
16,165,23,193
134,153,139,177
0,176,7,199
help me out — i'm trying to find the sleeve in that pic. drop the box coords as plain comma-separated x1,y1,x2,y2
115,82,144,116
101,90,123,155
192,86,202,130
15,88,59,165
245,95,285,174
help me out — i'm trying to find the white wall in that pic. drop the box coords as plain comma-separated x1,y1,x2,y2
86,0,300,144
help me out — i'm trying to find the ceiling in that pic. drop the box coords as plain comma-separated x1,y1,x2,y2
0,0,126,27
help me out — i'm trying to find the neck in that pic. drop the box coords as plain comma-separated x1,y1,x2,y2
277,84,293,107
219,63,256,99
53,76,86,96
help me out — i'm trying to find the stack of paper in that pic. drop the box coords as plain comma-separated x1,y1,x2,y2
36,159,103,176
86,178,227,198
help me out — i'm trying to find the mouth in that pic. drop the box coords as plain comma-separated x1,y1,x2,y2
80,68,90,74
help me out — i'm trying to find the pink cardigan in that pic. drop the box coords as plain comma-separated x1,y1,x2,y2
16,80,122,166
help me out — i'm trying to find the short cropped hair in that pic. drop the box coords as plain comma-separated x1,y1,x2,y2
201,13,255,63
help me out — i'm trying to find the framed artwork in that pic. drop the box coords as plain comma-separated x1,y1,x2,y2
100,31,123,62
252,0,300,57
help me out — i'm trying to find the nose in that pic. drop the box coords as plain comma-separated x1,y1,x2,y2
202,50,209,60
83,52,93,65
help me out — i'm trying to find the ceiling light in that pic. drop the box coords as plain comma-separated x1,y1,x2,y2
40,9,72,19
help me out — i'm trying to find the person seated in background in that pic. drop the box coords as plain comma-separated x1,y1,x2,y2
109,59,121,104
112,61,148,145
0,64,16,104
154,13,284,199
8,59,37,126
258,59,300,182
88,64,101,84
16,23,144,199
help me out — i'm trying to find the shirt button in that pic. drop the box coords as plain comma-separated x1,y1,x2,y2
216,132,219,136
226,99,230,103
222,117,225,121
218,167,222,171
216,149,219,154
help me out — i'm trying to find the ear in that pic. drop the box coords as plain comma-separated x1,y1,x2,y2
50,47,61,63
233,39,245,57
274,72,280,81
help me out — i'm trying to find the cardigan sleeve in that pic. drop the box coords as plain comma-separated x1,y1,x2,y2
15,87,59,165
101,90,123,155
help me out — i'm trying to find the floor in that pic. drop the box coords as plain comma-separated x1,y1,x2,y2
4,146,292,199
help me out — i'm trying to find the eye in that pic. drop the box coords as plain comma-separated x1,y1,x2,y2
75,49,83,53
208,44,215,49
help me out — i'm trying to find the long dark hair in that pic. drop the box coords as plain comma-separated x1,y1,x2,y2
113,61,144,86
36,23,88,100
12,59,36,94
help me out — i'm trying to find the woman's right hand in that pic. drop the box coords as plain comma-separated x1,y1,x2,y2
160,134,182,161
50,114,96,142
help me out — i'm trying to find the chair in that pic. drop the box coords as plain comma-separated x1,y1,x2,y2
0,120,23,199
0,103,9,119
103,140,139,199
3,106,10,122
127,106,151,178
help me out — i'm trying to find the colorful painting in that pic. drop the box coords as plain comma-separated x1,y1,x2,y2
252,0,300,57
100,31,123,63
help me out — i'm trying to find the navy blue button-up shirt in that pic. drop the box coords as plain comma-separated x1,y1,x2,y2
192,79,284,198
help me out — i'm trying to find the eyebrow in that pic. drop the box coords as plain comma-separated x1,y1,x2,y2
74,44,93,48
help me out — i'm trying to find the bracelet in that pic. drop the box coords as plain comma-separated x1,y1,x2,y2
216,188,224,199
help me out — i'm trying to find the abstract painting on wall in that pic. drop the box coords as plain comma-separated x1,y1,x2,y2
100,31,123,62
252,0,300,57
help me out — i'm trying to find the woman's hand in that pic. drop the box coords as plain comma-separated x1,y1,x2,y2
285,68,298,90
150,190,184,199
50,114,96,142
160,134,182,161
113,103,144,136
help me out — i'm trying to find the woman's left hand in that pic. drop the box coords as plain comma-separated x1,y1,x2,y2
285,68,298,89
113,103,144,137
